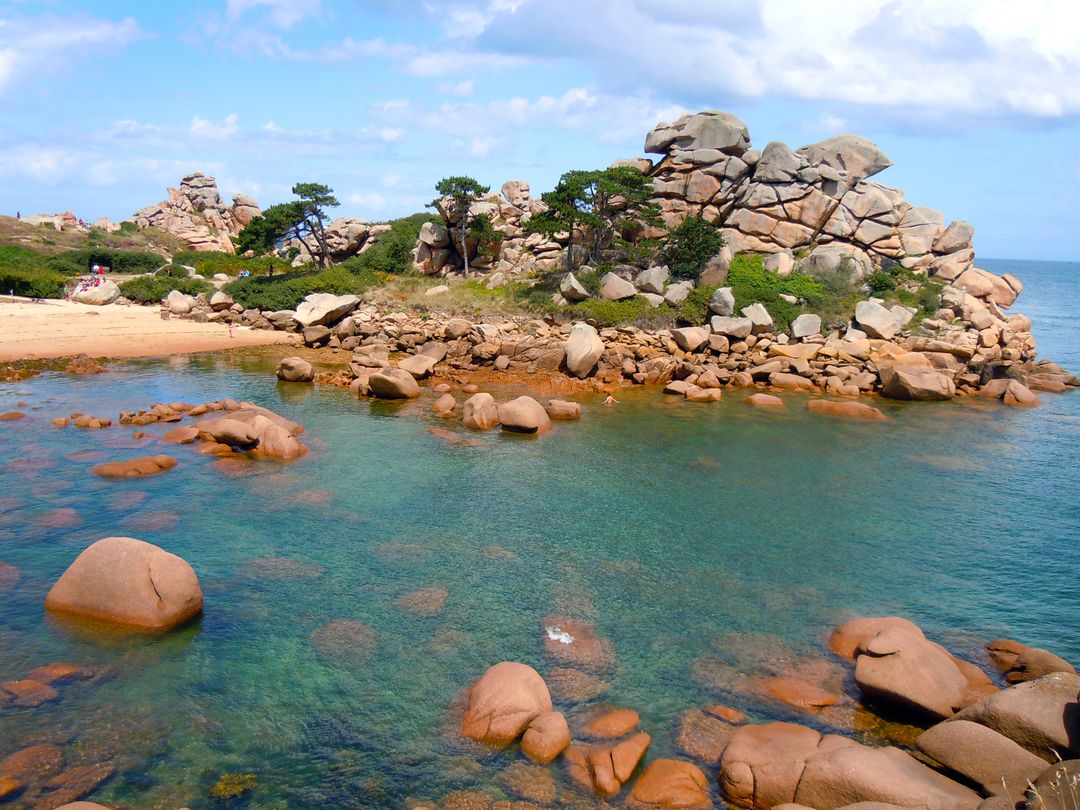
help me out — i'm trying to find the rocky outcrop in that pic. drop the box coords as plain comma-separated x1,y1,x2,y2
276,357,314,383
134,173,261,253
70,279,120,306
45,537,203,630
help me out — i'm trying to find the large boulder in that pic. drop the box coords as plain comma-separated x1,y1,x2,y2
560,272,590,302
879,366,955,401
600,272,637,301
463,392,500,430
498,396,552,435
564,322,605,378
949,672,1080,761
671,326,711,352
828,617,923,661
635,265,670,294
791,314,822,339
720,722,823,809
916,719,1048,800
793,742,980,810
626,759,712,810
166,289,196,315
741,303,774,334
210,290,234,311
45,537,203,630
91,454,178,478
646,110,751,156
797,135,893,183
398,354,438,379
276,357,314,382
368,369,421,399
710,287,736,317
711,316,754,339
460,662,553,747
855,301,902,340
854,625,970,720
294,293,359,327
71,279,120,305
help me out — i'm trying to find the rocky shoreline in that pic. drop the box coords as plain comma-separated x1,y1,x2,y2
150,287,1079,416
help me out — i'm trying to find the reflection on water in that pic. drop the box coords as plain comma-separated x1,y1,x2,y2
0,261,1078,807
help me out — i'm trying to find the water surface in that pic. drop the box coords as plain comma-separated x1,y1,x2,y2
0,259,1077,808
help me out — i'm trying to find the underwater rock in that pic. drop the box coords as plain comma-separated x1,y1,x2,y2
90,454,177,478
309,619,377,665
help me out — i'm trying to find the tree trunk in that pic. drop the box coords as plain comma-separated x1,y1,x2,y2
566,221,574,273
310,217,334,268
461,218,470,279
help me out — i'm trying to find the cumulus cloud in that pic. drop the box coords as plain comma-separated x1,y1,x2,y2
225,0,322,28
464,0,1080,122
0,12,143,93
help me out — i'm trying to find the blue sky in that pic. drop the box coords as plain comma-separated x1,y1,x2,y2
1,0,1078,260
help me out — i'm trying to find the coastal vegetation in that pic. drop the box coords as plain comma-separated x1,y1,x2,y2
118,270,213,304
429,175,490,277
234,182,341,268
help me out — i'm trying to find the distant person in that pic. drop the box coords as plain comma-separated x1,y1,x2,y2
15,211,20,219
604,394,619,406
267,261,274,278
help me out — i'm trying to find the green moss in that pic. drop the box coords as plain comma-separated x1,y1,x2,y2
209,772,256,800
675,284,717,325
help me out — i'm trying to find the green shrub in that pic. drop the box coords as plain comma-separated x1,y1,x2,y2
658,215,725,280
0,267,66,299
566,295,654,327
223,265,381,311
726,254,829,331
867,270,897,292
119,274,212,304
172,250,276,279
46,249,164,275
118,221,138,234
339,213,431,275
675,285,718,325
573,269,602,296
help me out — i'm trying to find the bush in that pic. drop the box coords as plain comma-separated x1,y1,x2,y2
726,254,828,331
867,270,897,292
0,267,66,299
339,213,431,275
658,215,725,280
172,250,275,279
46,249,165,275
223,265,381,311
118,221,139,234
674,285,718,325
119,274,212,304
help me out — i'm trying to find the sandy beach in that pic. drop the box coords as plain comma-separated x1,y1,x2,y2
0,297,297,362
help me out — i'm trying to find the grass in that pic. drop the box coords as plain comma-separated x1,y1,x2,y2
223,265,385,311
172,250,278,279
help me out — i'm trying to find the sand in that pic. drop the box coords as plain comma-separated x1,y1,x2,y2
0,297,298,362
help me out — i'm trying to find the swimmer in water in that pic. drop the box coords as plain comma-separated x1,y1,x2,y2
604,394,618,406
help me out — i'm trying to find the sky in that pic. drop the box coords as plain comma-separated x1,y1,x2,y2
1,0,1078,260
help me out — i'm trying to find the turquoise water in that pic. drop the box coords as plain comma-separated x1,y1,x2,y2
1,259,1078,808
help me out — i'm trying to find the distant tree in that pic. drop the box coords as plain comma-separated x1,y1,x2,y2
430,176,490,277
233,182,340,268
528,166,661,272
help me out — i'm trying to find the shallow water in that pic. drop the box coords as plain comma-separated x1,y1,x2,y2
1,259,1078,808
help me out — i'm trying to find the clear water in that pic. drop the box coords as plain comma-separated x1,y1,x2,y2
1,259,1078,808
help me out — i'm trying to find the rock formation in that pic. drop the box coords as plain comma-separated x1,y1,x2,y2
134,173,261,253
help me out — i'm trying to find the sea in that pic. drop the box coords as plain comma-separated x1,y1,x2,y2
0,257,1077,808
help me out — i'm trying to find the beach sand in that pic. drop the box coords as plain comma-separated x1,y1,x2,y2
0,297,298,362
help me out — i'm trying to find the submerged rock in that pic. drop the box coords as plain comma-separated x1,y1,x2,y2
90,455,177,478
45,537,203,630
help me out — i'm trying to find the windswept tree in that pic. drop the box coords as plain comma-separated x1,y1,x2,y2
528,166,661,272
429,176,490,277
234,182,340,268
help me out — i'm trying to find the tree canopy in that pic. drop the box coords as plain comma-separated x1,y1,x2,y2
430,175,490,277
527,166,661,272
234,182,340,268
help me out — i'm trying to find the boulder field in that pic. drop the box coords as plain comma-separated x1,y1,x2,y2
437,615,1077,810
219,297,1077,412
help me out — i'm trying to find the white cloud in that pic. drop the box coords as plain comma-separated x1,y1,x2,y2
377,127,404,141
225,0,322,28
464,0,1080,123
0,13,143,94
438,79,475,96
381,174,403,188
190,113,240,140
469,137,500,158
345,191,387,209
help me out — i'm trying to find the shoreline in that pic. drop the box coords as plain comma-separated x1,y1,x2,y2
0,297,298,363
